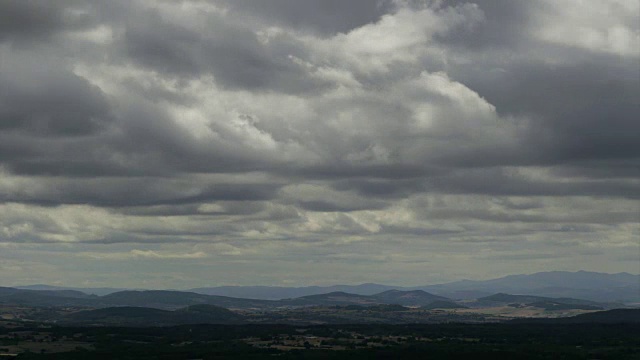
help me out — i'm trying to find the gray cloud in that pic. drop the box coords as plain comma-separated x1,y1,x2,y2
433,0,536,49
0,0,95,43
450,56,640,163
121,6,329,94
0,57,112,137
0,0,637,287
0,175,282,207
216,0,396,35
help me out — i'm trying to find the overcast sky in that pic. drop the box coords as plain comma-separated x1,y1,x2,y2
0,0,638,288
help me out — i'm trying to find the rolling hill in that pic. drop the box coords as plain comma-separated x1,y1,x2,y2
513,309,640,324
280,290,451,307
189,283,396,300
62,305,244,326
281,291,379,306
13,271,639,303
100,290,276,309
478,293,603,306
469,293,609,310
370,290,449,306
3,271,636,312
0,287,97,307
421,300,468,310
0,287,451,310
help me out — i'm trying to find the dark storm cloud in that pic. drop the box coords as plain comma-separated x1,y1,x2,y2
433,0,536,49
0,0,635,207
550,161,640,179
428,168,640,199
378,225,461,237
331,178,429,199
294,164,441,180
107,100,285,175
122,11,203,76
451,55,640,164
217,0,395,35
0,50,119,177
0,50,112,136
424,206,639,224
0,0,95,42
425,1,640,183
0,0,637,285
296,199,388,213
121,8,329,94
0,177,282,208
119,201,267,217
79,233,192,245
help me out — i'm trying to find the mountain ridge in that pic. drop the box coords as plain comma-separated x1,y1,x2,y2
10,271,639,303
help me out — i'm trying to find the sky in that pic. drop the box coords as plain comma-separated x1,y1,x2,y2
0,0,638,289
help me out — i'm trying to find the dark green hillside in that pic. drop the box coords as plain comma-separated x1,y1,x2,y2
0,287,97,307
563,308,640,323
372,290,449,306
527,301,603,311
478,293,605,308
294,291,369,300
422,300,468,310
283,292,378,306
30,290,95,299
480,293,597,305
176,304,245,322
0,287,93,299
101,290,211,307
283,290,450,307
480,293,544,303
514,309,640,324
62,305,245,326
101,290,274,309
365,304,410,312
64,307,170,322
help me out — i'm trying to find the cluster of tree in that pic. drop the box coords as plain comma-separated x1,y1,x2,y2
5,320,639,359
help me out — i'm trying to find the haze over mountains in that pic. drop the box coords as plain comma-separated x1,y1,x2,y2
1,284,630,327
416,271,640,302
186,271,639,303
12,271,640,304
1,271,638,328
0,287,464,310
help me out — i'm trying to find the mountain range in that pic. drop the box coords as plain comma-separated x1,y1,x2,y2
183,271,639,303
2,275,637,327
0,288,454,310
11,271,639,304
1,285,621,312
416,271,640,302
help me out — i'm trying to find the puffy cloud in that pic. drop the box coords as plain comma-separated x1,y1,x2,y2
0,0,637,287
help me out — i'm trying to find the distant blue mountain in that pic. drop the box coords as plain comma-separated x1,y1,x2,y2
16,285,129,296
13,271,639,303
188,283,396,300
415,271,639,302
188,271,639,303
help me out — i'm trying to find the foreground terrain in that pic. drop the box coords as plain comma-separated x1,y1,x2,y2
0,309,638,358
1,320,639,359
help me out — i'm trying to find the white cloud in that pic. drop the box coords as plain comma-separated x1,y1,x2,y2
535,0,640,56
0,0,637,287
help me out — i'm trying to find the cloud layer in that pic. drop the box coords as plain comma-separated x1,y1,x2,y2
0,0,638,288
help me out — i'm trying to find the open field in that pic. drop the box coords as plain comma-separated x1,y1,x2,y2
450,306,599,319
